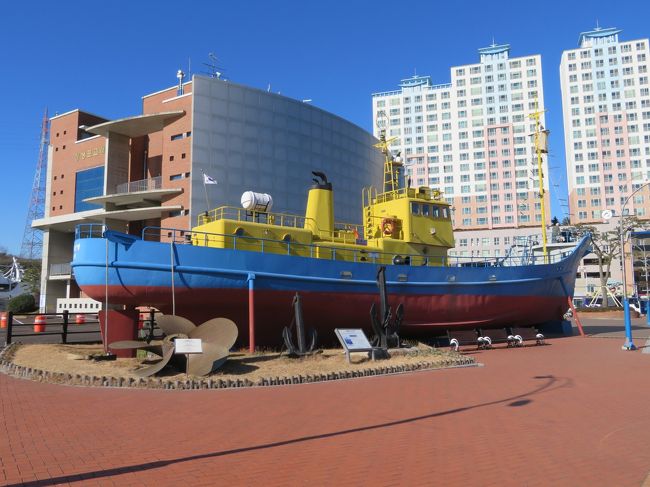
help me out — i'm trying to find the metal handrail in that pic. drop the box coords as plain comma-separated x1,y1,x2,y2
49,263,71,276
197,206,364,244
74,223,571,268
112,176,162,195
145,226,569,267
372,187,446,205
75,224,106,239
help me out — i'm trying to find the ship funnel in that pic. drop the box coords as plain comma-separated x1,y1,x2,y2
304,171,334,239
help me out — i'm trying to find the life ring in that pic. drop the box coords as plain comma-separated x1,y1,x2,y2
381,218,396,236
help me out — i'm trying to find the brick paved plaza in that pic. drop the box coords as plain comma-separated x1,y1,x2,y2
1,317,649,486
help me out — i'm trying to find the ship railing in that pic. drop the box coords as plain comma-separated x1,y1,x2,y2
369,187,446,205
198,206,310,229
147,226,444,266
144,226,569,268
75,223,570,268
75,223,107,239
197,206,364,245
447,251,566,267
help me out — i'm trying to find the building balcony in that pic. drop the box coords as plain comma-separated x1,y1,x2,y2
49,262,72,280
32,203,183,232
84,176,182,209
112,176,162,195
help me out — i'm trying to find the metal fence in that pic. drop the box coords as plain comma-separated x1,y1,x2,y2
2,310,161,346
112,176,162,195
49,262,72,276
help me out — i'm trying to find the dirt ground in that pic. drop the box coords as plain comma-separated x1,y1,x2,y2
8,343,466,383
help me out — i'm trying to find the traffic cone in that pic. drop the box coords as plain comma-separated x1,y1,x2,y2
34,315,46,333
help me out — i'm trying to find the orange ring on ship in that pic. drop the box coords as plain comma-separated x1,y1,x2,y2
381,218,395,236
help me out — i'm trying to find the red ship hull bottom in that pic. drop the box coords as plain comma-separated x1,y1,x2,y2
83,285,568,347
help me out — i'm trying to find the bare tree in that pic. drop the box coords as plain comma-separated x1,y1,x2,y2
574,216,648,306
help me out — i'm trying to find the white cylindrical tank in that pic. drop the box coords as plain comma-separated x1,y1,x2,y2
241,191,273,212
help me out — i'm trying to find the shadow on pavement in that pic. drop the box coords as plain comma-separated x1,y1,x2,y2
7,374,572,486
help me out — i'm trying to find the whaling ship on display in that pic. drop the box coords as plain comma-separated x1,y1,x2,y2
72,116,590,346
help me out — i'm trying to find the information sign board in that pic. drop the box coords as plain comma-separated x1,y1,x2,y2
174,338,203,354
335,329,372,351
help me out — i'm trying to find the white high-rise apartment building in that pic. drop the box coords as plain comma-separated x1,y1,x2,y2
372,44,550,258
560,27,650,224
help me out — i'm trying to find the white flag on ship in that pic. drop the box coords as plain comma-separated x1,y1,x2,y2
203,173,218,185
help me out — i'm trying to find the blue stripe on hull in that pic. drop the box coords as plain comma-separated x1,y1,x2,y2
73,235,588,300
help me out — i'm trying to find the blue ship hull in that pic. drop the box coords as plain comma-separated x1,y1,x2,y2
72,231,590,346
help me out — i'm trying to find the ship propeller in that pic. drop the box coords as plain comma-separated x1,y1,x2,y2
156,315,196,336
109,315,238,377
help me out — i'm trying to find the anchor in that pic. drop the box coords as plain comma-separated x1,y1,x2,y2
282,293,318,357
370,266,403,355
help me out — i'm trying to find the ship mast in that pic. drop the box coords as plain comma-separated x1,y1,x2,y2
373,111,403,195
528,98,550,263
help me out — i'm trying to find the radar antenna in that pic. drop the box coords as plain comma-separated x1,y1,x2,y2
373,110,403,194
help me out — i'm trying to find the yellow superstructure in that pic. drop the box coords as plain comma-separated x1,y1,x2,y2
191,131,454,266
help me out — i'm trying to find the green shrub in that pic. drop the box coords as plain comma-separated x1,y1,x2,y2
7,293,36,313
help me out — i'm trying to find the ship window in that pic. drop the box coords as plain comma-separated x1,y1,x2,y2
432,206,441,218
442,207,450,219
411,202,420,215
422,204,430,217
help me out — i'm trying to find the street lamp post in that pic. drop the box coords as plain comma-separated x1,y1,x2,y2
646,250,650,326
620,180,650,350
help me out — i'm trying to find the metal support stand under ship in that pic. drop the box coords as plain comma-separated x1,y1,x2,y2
72,129,590,348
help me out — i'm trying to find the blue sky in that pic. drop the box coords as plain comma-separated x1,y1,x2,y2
1,0,649,255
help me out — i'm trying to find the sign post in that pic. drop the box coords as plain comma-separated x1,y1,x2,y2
335,329,374,364
174,338,203,375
